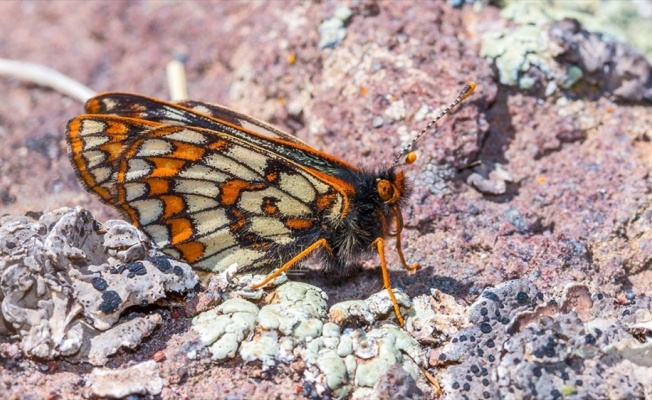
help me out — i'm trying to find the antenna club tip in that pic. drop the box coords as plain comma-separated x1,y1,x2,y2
461,82,476,101
405,152,417,164
390,81,477,167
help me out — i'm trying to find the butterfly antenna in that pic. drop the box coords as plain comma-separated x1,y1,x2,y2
392,82,476,167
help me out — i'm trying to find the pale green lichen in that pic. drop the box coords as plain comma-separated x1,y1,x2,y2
239,334,280,366
502,0,652,60
257,281,328,336
316,349,348,392
293,318,324,340
562,65,584,89
190,272,439,397
330,300,374,325
192,311,231,345
192,297,259,360
209,332,240,360
218,297,259,315
482,0,652,98
480,24,552,88
273,281,329,317
322,322,340,337
337,333,354,357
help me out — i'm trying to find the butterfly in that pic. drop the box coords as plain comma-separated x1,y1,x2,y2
66,82,475,326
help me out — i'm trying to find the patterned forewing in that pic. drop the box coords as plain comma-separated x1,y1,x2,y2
114,124,345,272
87,92,307,144
86,93,359,176
178,100,308,145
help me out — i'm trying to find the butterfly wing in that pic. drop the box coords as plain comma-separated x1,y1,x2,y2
86,92,306,145
67,115,162,203
178,99,308,145
67,113,347,273
85,93,357,176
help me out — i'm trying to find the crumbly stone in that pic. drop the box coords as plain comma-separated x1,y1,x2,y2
0,207,198,364
88,360,165,398
438,280,652,399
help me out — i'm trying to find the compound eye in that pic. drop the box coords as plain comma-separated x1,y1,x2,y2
377,179,394,202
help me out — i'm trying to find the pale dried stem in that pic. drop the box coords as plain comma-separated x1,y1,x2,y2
0,58,95,103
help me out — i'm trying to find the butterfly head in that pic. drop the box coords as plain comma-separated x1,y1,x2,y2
376,169,407,207
374,164,413,243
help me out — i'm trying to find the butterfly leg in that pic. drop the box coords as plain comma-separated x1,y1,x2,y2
251,238,331,289
372,237,406,326
395,232,419,272
392,206,419,272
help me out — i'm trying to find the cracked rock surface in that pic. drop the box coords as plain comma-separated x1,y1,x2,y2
435,280,652,399
0,207,198,364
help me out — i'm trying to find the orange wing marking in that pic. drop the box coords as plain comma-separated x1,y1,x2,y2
147,157,187,178
147,179,170,196
168,218,193,244
285,218,313,230
219,179,267,206
175,241,205,263
160,195,185,219
262,198,280,216
168,141,206,161
316,192,338,212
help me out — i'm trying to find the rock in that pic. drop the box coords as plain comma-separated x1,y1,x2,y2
88,360,165,398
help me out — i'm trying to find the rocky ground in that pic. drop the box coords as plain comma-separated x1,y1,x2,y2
1,1,651,399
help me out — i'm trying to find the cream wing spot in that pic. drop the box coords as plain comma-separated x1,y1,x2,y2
100,98,118,111
130,199,164,225
80,120,107,135
178,164,229,182
204,153,259,181
126,159,154,181
144,224,170,247
137,139,173,156
303,173,332,195
195,228,237,263
162,248,181,260
249,217,292,243
125,183,148,201
211,248,266,272
238,188,311,216
196,253,230,272
174,178,221,198
325,195,344,220
191,209,228,236
224,145,269,172
81,134,110,150
240,119,278,138
190,104,212,115
93,166,113,184
184,195,221,213
84,150,107,169
279,172,317,203
274,193,313,216
164,128,207,144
